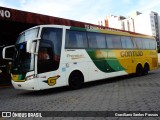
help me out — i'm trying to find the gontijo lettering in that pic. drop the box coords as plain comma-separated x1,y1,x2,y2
121,51,143,57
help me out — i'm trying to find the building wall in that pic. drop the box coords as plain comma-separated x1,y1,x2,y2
134,12,153,36
122,18,135,32
152,12,160,46
106,15,125,30
105,11,160,46
105,11,160,48
123,20,128,31
128,18,135,32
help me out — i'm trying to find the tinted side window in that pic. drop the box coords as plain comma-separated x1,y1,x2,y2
38,28,62,73
134,38,143,49
121,36,134,49
41,28,62,56
88,32,106,48
143,38,150,49
150,39,156,49
65,30,88,48
143,38,156,50
106,35,121,48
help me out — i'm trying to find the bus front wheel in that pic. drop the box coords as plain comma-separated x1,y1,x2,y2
69,71,84,89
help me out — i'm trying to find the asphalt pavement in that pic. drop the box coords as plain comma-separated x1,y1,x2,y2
0,68,160,120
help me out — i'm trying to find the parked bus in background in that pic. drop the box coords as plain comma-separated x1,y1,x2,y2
3,25,158,90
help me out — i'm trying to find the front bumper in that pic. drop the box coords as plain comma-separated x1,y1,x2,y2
12,79,40,90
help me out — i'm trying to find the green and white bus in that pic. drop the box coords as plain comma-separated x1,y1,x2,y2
3,25,158,90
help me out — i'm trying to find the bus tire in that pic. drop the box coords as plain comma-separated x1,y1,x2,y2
143,63,149,75
136,64,143,76
69,71,84,89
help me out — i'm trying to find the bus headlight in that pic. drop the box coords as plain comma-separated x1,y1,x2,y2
25,75,36,81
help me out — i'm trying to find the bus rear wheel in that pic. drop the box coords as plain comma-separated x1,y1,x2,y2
136,64,143,76
69,71,84,89
143,64,149,75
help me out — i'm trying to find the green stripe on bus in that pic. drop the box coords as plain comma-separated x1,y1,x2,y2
70,27,87,31
106,58,125,71
86,49,125,73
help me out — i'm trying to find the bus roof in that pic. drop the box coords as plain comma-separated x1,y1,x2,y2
23,24,155,39
70,26,155,39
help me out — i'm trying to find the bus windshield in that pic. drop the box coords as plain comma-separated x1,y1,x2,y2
16,27,39,44
11,28,39,74
12,43,35,74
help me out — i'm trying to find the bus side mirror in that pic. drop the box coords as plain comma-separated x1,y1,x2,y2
26,39,37,54
2,45,15,60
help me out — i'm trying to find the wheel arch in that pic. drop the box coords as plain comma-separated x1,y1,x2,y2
67,69,84,84
136,62,143,69
144,62,150,71
67,69,85,89
135,63,143,76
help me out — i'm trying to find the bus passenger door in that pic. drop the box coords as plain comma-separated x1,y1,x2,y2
36,28,64,89
37,40,66,89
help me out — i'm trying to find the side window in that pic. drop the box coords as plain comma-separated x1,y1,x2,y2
121,36,134,49
134,38,143,49
150,39,156,49
106,35,113,48
42,28,62,57
38,40,55,73
106,35,121,48
88,32,106,48
65,30,88,48
143,38,157,50
38,28,62,73
38,42,52,61
143,38,150,49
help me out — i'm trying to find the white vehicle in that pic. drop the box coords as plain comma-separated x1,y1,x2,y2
3,25,158,90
